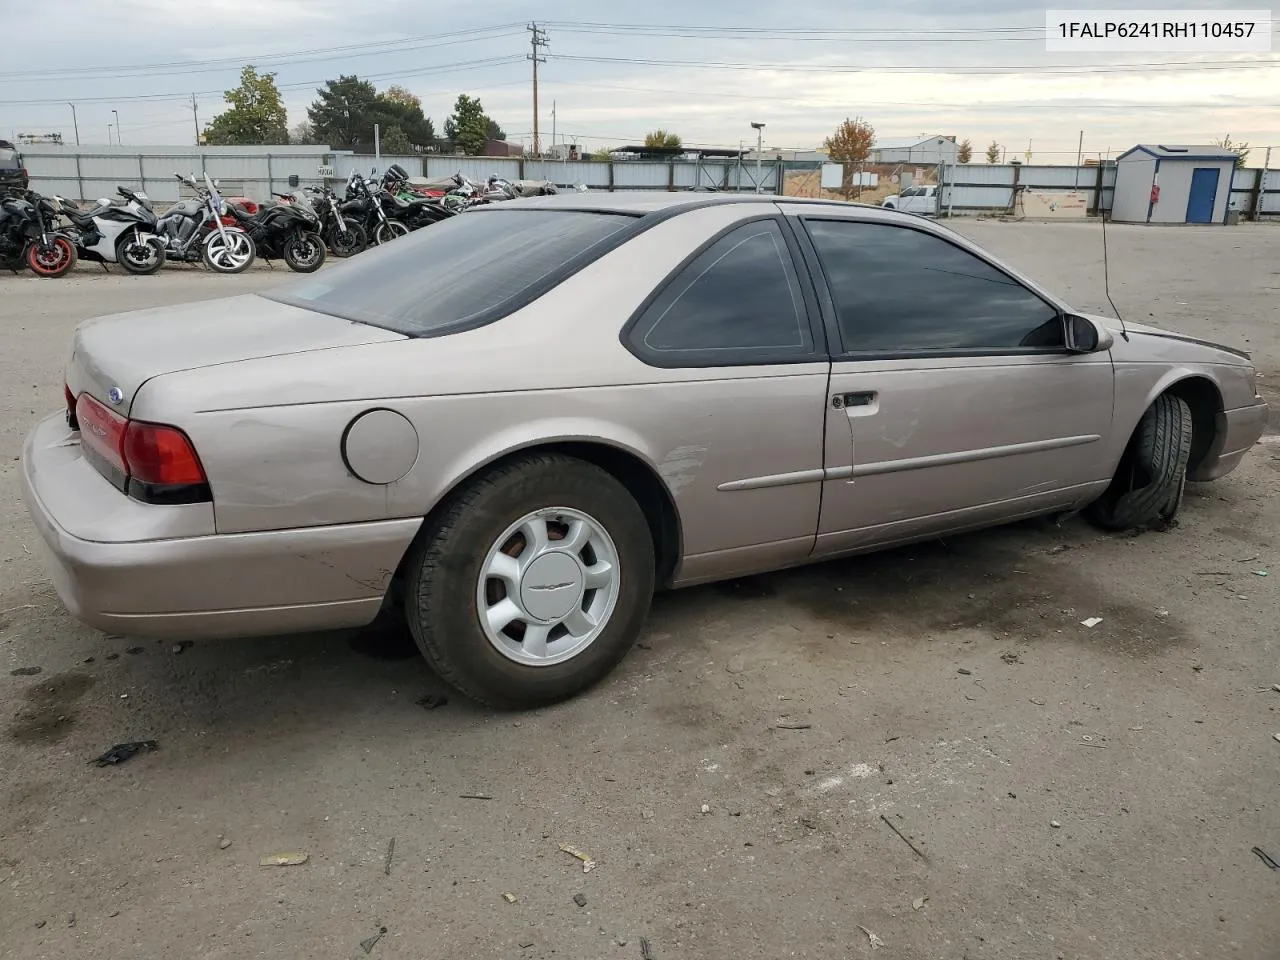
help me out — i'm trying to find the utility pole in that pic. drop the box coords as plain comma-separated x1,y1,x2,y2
67,103,79,146
1074,130,1084,189
191,94,201,146
551,100,556,156
750,121,766,194
528,23,549,156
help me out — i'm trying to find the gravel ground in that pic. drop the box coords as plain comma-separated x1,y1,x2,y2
0,224,1278,960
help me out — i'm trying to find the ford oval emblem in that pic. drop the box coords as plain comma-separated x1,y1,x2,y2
107,386,124,405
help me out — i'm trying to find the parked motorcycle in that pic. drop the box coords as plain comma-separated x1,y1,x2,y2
57,186,165,275
342,169,408,245
379,165,455,230
151,173,255,273
225,191,326,273
0,190,77,277
304,185,366,257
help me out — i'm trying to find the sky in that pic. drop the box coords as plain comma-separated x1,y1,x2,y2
0,0,1275,162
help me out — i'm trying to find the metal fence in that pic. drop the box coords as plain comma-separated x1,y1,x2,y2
19,146,784,201
937,162,1278,219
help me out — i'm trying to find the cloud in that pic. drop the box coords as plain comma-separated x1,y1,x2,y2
1,0,1273,156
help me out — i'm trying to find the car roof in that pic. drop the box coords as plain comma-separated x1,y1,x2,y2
487,191,886,217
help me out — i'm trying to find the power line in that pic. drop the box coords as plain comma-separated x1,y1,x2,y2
552,53,1280,75
0,56,528,106
0,24,527,81
545,78,1277,109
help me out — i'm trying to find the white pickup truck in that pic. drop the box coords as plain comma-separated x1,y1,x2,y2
881,184,937,215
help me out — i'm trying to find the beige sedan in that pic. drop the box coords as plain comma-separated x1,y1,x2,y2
21,193,1268,707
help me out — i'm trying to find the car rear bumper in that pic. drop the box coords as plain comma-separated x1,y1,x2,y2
20,414,421,639
1189,400,1269,481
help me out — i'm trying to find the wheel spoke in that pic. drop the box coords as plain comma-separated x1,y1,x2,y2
522,622,551,659
583,561,614,591
519,517,551,559
484,597,523,636
485,551,521,590
561,607,597,639
559,519,591,555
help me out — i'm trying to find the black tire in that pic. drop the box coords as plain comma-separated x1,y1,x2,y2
404,453,655,709
327,219,367,257
374,220,409,245
1087,393,1193,530
116,233,164,275
282,230,326,273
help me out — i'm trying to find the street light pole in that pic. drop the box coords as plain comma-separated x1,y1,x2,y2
107,124,113,146
68,103,80,146
750,121,766,194
112,109,121,145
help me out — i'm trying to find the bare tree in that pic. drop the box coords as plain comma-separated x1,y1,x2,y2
1215,133,1250,167
823,117,875,199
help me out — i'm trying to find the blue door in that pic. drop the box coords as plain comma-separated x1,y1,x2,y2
1186,167,1219,223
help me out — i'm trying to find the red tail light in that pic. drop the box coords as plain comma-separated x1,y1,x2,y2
123,422,206,486
72,392,209,503
64,383,78,429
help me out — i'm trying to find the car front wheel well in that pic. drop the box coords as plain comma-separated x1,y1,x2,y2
1164,376,1222,474
387,440,683,604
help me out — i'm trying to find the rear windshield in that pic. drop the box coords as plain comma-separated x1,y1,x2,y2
266,209,636,336
0,147,21,170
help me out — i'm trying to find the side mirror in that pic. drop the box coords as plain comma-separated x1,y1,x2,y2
1065,314,1114,353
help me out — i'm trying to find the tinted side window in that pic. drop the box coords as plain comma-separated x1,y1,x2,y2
628,219,812,363
804,219,1062,353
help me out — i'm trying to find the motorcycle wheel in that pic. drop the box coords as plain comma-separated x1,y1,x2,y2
201,230,255,274
328,219,367,257
27,236,77,278
283,230,327,273
116,233,165,276
374,220,410,245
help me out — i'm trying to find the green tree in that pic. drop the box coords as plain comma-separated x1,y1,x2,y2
985,140,1001,163
957,139,973,164
643,129,681,149
380,125,412,155
1215,133,1250,167
203,65,289,145
308,75,380,147
822,116,875,198
307,76,436,151
444,94,500,155
590,146,613,161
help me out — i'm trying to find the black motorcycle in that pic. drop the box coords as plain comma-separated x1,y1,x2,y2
0,190,77,277
341,170,408,245
226,194,326,273
304,185,366,257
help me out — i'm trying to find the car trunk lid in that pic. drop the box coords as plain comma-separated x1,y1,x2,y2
67,294,405,417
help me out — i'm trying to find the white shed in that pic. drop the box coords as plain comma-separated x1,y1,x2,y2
1111,144,1238,225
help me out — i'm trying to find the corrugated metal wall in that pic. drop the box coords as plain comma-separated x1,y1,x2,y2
939,163,1118,216
19,146,782,199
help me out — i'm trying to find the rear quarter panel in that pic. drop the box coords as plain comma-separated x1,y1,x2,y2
135,204,829,563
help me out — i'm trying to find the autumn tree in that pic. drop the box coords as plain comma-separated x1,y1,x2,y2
383,86,421,110
985,140,1001,163
643,129,682,149
1215,133,1250,167
823,116,875,199
203,66,289,145
957,139,973,164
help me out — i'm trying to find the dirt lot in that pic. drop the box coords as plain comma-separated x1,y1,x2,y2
1,224,1278,960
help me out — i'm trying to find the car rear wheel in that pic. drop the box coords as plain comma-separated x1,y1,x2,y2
404,453,655,709
1087,393,1193,530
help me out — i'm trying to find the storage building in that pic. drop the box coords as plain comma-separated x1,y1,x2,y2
1111,144,1238,224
